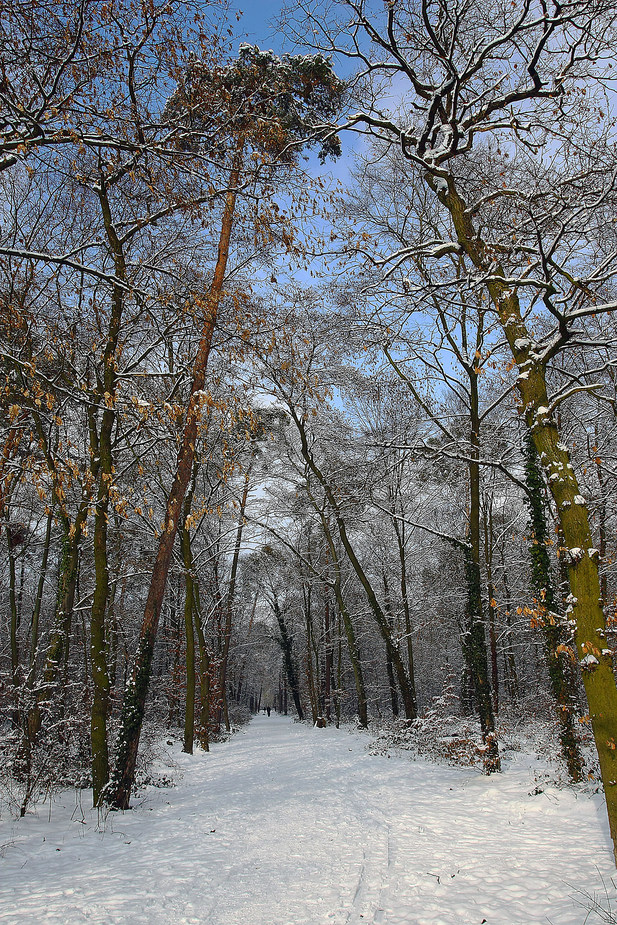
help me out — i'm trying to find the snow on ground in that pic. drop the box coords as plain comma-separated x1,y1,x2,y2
1,714,616,925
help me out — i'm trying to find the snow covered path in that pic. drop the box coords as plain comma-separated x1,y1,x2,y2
1,714,616,925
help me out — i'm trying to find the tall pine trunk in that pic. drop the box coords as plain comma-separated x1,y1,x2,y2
106,140,244,809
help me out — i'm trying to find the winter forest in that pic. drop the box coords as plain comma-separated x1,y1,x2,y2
4,0,617,920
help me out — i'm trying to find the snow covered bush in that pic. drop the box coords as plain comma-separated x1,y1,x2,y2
369,713,483,768
0,710,91,819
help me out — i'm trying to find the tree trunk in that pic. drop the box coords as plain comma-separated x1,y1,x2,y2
292,408,416,719
483,501,499,715
462,544,500,772
26,402,96,739
181,488,197,755
500,566,519,704
310,492,368,726
28,506,54,684
90,410,115,804
383,574,400,719
465,357,500,773
219,463,252,732
193,576,210,752
392,516,417,718
435,174,617,858
90,476,112,803
335,612,342,729
304,585,319,725
524,432,584,781
329,553,368,728
323,594,332,723
273,596,303,720
90,177,128,806
6,509,20,727
34,507,87,732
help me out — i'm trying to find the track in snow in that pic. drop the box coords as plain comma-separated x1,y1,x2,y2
1,713,615,924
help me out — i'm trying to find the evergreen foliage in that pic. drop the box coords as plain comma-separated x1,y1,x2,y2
166,44,343,163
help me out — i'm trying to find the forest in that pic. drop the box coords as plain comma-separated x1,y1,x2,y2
3,0,617,873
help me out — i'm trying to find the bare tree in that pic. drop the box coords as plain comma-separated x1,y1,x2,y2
285,0,617,859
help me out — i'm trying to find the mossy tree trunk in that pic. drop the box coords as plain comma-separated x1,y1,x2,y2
90,178,125,806
37,507,88,720
193,576,210,752
483,500,500,715
524,432,584,781
466,367,500,773
433,174,617,859
181,478,198,755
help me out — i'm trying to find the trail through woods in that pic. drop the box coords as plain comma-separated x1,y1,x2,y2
1,715,616,924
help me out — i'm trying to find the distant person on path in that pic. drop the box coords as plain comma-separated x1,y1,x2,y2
263,686,274,718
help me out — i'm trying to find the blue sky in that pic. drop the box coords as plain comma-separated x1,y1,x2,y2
224,0,358,214
227,3,358,79
229,2,289,52
226,0,358,184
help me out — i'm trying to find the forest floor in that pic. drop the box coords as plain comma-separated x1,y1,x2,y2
1,713,617,925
